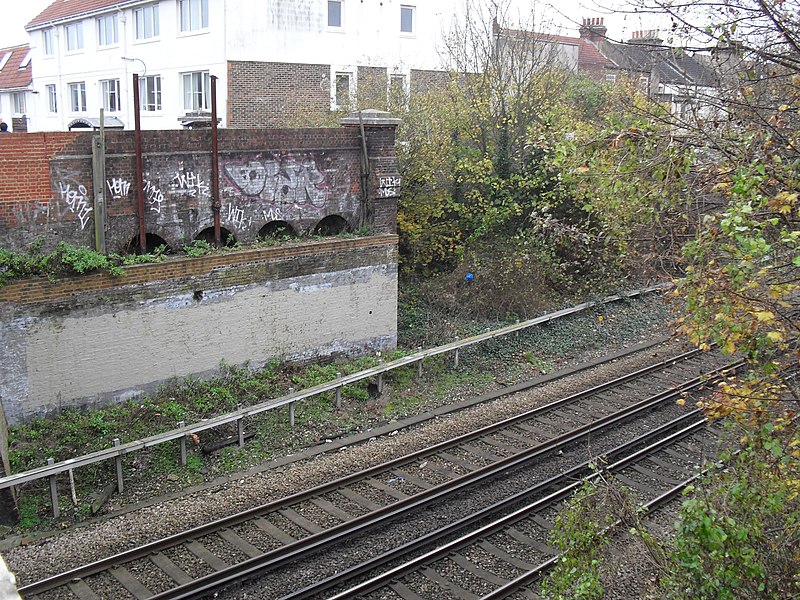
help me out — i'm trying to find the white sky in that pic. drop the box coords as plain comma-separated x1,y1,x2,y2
4,0,53,48
3,0,666,49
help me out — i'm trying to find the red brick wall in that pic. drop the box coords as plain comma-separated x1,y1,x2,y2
0,125,398,253
0,132,76,209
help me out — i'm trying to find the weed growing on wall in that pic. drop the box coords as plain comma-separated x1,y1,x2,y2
0,240,169,286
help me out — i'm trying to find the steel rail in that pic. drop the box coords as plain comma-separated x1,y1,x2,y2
285,411,710,600
145,361,738,600
320,415,712,600
19,345,709,596
1,283,670,490
480,468,710,599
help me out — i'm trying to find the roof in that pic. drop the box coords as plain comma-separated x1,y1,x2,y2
26,0,149,29
601,41,718,87
0,44,32,91
498,27,615,72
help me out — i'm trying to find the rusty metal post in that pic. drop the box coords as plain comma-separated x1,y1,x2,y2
133,73,146,253
211,75,221,248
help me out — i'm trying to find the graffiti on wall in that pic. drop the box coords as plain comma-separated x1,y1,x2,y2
221,153,354,231
377,176,402,198
53,167,93,231
143,180,165,213
171,170,209,198
106,177,131,200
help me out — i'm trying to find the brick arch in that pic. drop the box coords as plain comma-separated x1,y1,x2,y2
258,220,297,240
313,215,349,236
127,233,173,254
195,226,237,247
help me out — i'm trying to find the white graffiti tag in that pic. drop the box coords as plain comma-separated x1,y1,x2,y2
262,207,281,221
106,177,131,199
226,204,252,229
377,175,402,198
58,182,93,230
172,170,210,198
144,180,165,213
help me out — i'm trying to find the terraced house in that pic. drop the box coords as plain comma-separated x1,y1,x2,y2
0,44,33,132
22,0,459,131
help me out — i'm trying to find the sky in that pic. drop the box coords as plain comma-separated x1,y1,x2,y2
3,0,665,49
4,0,53,47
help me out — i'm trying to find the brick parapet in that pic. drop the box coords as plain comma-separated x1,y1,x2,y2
0,235,399,305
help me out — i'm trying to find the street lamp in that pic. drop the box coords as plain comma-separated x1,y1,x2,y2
121,56,146,77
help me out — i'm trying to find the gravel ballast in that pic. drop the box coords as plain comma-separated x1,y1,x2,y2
2,292,693,597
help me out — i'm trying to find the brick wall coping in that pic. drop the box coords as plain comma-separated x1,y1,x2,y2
0,235,399,304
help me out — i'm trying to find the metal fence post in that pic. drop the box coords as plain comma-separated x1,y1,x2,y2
454,348,460,369
178,421,187,466
335,372,342,408
114,438,124,493
288,389,295,427
237,404,245,447
47,458,59,519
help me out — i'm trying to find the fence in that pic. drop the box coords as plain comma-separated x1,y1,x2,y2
0,283,670,517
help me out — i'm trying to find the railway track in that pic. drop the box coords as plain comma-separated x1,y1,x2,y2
314,415,719,600
20,346,735,599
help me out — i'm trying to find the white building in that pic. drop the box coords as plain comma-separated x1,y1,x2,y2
0,44,33,132
23,0,461,131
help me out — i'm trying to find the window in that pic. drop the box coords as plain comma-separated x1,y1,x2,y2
182,71,210,110
101,79,121,112
47,84,58,113
12,92,26,114
328,1,342,28
400,5,414,34
135,4,160,40
139,75,162,111
0,53,10,70
43,29,55,56
639,75,650,93
334,72,351,109
605,73,617,84
97,15,118,46
389,73,408,109
179,0,209,32
66,23,84,51
19,51,31,69
69,82,87,111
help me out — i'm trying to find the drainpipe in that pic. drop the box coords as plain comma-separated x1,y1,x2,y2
133,73,146,253
358,110,371,229
211,75,221,247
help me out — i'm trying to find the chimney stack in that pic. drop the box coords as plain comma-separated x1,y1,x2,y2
629,29,663,45
579,17,607,42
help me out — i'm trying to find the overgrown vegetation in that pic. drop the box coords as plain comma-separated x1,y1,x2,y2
662,422,800,598
0,240,169,287
4,295,667,534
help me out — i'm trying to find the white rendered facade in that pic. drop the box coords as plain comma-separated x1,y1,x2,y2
24,0,461,132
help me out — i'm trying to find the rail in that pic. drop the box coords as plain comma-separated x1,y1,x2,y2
0,283,671,515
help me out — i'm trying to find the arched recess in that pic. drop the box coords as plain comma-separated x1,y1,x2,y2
127,233,172,255
313,215,349,236
195,227,237,247
258,221,296,240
